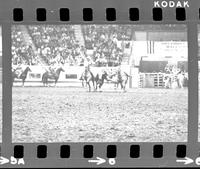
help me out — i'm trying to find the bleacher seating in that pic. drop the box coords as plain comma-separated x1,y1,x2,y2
12,25,134,67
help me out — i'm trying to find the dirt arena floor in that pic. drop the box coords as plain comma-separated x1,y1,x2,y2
12,86,188,142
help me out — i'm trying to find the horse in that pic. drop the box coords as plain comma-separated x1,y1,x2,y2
177,71,188,88
163,73,172,89
109,70,130,92
80,68,96,92
94,70,109,92
42,67,65,87
164,71,188,89
12,66,32,87
79,73,86,87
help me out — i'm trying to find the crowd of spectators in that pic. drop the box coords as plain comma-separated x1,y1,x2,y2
82,25,133,66
27,25,86,66
12,25,38,65
12,25,133,67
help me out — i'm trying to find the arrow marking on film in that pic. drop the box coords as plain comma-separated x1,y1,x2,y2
0,156,9,165
176,157,194,165
88,157,106,165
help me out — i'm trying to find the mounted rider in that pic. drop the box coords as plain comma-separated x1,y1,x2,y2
47,61,57,75
80,63,91,82
12,63,24,79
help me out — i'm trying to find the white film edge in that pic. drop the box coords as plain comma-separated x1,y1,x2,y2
0,0,200,168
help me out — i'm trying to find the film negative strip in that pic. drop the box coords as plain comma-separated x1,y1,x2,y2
0,0,200,168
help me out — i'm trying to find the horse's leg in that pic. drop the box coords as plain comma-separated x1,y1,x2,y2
170,78,172,88
179,81,183,89
82,80,84,87
95,82,99,92
44,78,47,87
180,79,183,88
123,82,127,92
42,78,45,87
177,79,180,88
164,78,167,88
92,80,96,92
119,82,124,92
22,79,25,87
54,78,57,87
99,83,103,92
168,79,170,88
87,82,91,92
121,81,125,92
43,78,45,87
96,82,98,91
167,79,170,88
120,82,123,90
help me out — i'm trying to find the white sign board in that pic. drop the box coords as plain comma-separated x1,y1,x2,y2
154,41,188,57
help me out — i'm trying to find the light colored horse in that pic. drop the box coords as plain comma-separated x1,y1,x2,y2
164,71,188,89
163,73,172,88
177,71,188,88
80,68,96,92
109,70,130,92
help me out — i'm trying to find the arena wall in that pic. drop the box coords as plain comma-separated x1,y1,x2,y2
13,66,136,88
13,65,171,89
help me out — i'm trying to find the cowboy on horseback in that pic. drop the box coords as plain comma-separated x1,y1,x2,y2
12,64,24,79
81,65,90,79
95,69,109,91
42,65,64,87
47,62,57,75
12,64,32,87
109,66,130,91
84,65,90,72
80,64,95,92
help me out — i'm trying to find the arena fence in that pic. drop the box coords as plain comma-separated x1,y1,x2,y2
12,65,179,88
13,66,132,87
139,73,165,88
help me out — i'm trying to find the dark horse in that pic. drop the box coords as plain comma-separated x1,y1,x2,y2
42,67,65,87
94,70,109,92
12,66,32,87
80,67,95,92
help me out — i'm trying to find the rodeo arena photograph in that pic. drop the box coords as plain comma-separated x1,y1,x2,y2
11,24,188,142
